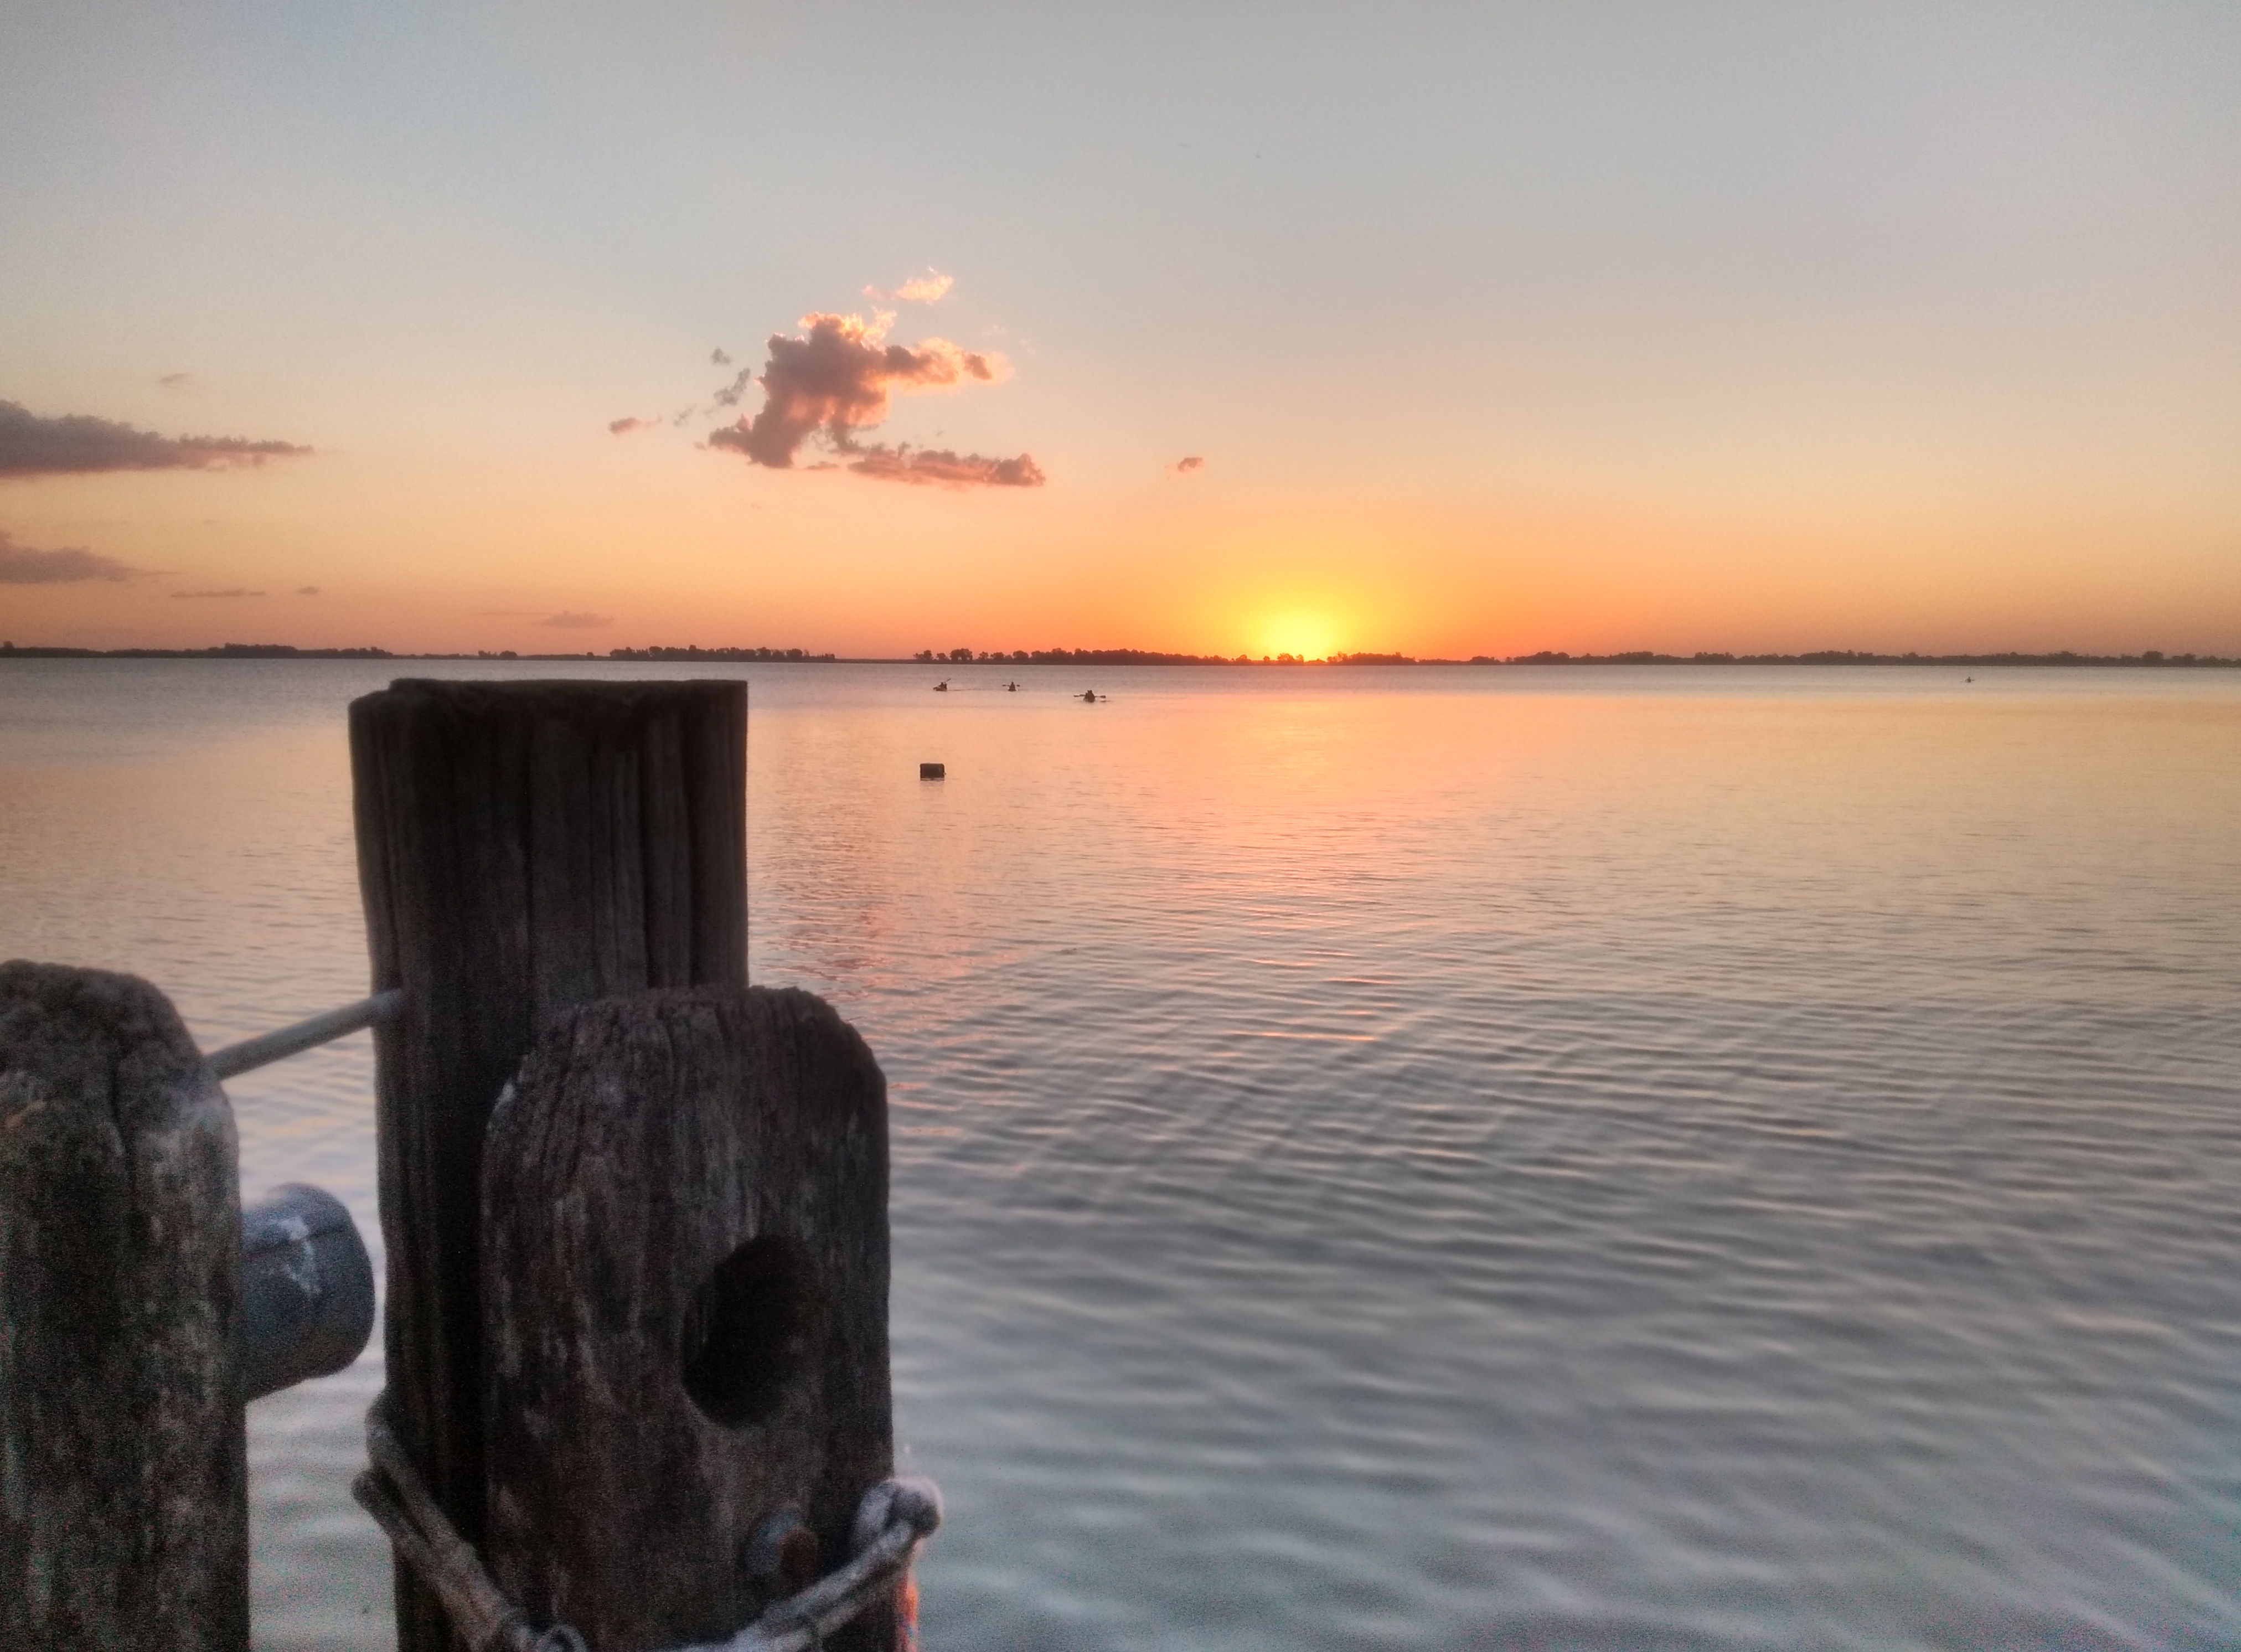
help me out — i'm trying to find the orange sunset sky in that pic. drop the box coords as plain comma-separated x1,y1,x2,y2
3,3,2237,659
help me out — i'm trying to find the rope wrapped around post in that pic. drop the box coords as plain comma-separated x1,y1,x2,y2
352,1397,941,1652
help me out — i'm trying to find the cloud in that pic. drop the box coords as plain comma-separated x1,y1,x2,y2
1170,455,1205,474
846,447,1046,488
541,610,611,628
0,529,154,584
295,585,321,595
172,587,265,598
709,366,758,410
607,416,655,435
865,270,954,305
705,310,1040,487
711,348,732,366
0,401,312,478
158,373,192,389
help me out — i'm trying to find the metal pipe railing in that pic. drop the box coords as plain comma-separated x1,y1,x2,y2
206,988,406,1080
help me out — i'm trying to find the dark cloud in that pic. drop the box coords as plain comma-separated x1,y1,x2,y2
0,529,153,584
158,373,193,389
0,401,311,478
709,366,757,410
607,416,654,435
705,311,1040,488
1171,455,1205,474
296,585,321,596
172,587,265,598
541,610,611,628
711,348,732,366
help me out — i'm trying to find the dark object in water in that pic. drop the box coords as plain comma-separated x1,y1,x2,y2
932,680,948,691
240,1183,375,1402
920,762,946,779
1080,690,1098,703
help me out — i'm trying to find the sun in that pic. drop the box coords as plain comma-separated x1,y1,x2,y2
1254,612,1344,662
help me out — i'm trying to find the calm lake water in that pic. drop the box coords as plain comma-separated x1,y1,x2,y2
4,659,2240,1651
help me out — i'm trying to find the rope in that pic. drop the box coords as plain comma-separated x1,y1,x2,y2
352,1395,941,1652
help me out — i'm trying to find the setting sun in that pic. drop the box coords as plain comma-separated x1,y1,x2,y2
1254,612,1344,661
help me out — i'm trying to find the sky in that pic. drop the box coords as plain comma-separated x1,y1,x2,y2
2,0,2237,658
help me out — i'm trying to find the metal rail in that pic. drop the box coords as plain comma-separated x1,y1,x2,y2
206,988,406,1080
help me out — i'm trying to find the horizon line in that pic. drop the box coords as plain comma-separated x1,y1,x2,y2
3,641,2238,668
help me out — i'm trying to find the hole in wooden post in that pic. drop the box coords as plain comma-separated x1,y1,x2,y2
680,1235,820,1428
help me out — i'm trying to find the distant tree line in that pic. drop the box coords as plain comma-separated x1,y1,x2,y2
911,647,1433,665
606,646,838,662
1487,649,2238,667
0,642,393,659
5,640,2231,668
916,646,2241,667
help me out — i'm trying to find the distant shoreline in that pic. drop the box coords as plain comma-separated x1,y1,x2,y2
1,642,2235,668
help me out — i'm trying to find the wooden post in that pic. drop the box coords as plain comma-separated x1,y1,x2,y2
350,679,747,1651
479,985,892,1650
0,962,247,1652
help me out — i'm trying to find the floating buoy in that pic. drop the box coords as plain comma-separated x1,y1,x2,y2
920,762,945,780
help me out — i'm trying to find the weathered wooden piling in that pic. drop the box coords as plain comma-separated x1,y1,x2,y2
480,985,892,1650
350,678,748,1651
0,962,247,1652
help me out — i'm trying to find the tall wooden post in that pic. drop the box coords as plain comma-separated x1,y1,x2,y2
481,985,893,1650
350,679,747,1651
0,962,247,1652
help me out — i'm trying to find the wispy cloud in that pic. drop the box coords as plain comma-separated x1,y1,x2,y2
172,587,265,599
295,585,321,595
709,365,758,411
711,348,732,366
865,269,954,305
607,416,655,435
157,373,192,389
704,309,1041,488
0,401,311,478
847,447,1045,488
0,529,154,584
1170,455,1205,475
541,610,611,628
